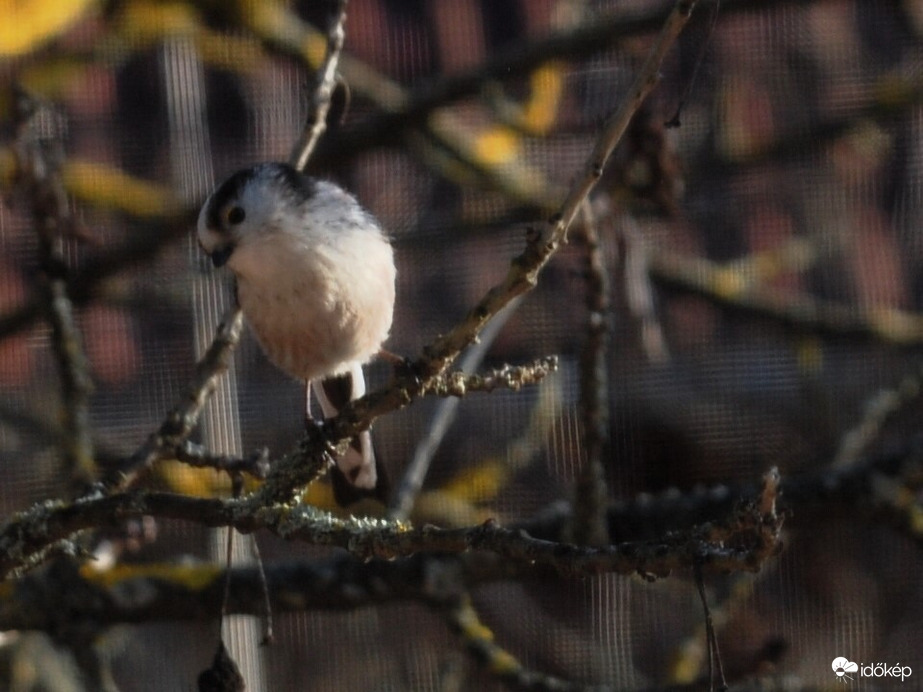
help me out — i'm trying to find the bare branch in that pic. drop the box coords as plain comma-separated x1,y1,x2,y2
444,594,588,691
650,249,923,346
389,297,526,522
289,0,348,172
11,91,95,487
174,442,270,480
102,308,244,492
0,469,783,580
421,356,558,398
833,368,923,468
569,201,611,547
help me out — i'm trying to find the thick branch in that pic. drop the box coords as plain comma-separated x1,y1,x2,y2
0,469,782,581
570,201,611,547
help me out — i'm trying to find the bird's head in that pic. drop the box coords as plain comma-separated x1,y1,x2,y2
197,162,316,268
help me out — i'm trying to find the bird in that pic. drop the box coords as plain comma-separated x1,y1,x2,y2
197,162,396,503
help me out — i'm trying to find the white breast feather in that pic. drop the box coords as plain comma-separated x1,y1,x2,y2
228,183,395,382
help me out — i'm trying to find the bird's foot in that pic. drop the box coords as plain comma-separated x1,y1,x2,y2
380,349,426,388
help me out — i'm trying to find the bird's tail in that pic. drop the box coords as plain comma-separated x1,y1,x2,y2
314,363,388,505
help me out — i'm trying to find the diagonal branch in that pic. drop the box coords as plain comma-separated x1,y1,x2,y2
289,0,348,172
101,308,244,492
254,0,702,505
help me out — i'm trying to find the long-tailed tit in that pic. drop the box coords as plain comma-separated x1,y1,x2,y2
197,162,395,503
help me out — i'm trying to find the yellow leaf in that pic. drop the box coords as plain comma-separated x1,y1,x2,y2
18,58,88,99
520,62,564,135
61,160,178,217
0,147,16,187
411,491,493,527
158,460,232,498
197,31,264,73
115,0,199,45
440,458,509,503
0,0,97,56
80,562,222,591
472,127,521,167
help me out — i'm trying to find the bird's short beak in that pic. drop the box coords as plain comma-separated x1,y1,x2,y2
209,244,234,268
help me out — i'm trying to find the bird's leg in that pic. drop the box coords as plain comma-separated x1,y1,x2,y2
304,380,315,427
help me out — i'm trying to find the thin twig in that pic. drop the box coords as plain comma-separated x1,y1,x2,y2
833,369,923,468
443,594,585,691
388,298,526,522
650,249,923,345
664,0,721,128
289,0,348,172
618,212,670,363
174,442,270,479
103,307,244,492
250,535,274,645
11,92,96,488
570,201,611,547
421,356,558,398
694,561,728,692
555,0,699,234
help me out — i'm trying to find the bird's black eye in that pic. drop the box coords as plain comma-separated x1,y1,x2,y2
226,206,246,225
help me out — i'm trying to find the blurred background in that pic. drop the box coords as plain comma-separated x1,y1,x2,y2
1,0,923,689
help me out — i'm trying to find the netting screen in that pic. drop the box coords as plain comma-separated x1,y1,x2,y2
1,0,922,690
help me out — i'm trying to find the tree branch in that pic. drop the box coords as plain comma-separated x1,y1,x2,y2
252,0,702,506
101,308,245,492
289,0,348,172
11,91,95,487
0,468,782,581
570,201,611,547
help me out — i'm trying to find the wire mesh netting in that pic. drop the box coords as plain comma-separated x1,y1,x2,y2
1,0,922,690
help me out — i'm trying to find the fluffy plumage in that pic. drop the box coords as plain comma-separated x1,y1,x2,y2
198,162,395,498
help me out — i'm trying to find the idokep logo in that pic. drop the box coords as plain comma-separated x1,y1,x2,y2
832,657,913,683
832,658,858,682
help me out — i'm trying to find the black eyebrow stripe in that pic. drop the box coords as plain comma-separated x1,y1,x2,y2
203,167,258,229
203,163,318,230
